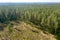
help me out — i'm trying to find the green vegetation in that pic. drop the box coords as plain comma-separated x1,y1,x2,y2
0,3,60,40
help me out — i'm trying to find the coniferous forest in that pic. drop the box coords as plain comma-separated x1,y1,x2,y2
0,3,60,40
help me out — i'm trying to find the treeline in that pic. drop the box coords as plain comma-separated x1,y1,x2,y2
0,5,60,34
0,8,20,23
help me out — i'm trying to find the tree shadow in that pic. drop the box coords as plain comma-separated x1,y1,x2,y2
55,33,60,40
0,26,4,31
0,23,7,31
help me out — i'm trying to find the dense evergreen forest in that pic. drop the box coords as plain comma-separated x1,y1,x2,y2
0,3,60,40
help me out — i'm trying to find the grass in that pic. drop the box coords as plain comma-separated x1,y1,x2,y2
0,21,56,40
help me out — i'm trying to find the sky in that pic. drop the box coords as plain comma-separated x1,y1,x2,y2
0,0,60,3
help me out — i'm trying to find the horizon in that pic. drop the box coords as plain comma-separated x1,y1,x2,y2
0,0,60,3
0,2,60,3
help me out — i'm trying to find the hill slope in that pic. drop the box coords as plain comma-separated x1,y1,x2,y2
0,21,56,40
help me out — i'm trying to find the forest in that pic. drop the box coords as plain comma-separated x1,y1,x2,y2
0,3,60,40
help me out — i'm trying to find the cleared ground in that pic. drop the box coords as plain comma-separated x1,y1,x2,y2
0,21,56,40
